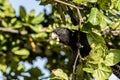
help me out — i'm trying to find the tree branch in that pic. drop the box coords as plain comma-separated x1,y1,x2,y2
0,27,28,35
0,27,49,35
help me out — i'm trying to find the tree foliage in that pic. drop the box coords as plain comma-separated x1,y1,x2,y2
0,0,120,80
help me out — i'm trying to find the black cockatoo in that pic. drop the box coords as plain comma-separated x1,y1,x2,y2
51,27,91,57
51,27,120,79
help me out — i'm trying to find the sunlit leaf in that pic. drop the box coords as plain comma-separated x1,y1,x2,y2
72,0,97,3
10,18,17,24
110,21,120,29
88,8,100,25
83,68,94,73
14,21,22,28
104,49,120,66
88,44,107,62
0,0,6,4
93,67,111,80
31,14,44,24
89,0,97,3
72,0,85,4
2,20,8,27
29,10,35,17
13,49,30,56
29,25,42,33
0,64,7,72
51,68,68,80
99,13,111,30
115,0,120,11
31,32,48,39
17,64,25,71
98,64,112,73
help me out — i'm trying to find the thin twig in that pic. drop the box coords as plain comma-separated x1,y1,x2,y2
72,6,83,80
72,50,80,79
54,0,83,10
76,7,83,60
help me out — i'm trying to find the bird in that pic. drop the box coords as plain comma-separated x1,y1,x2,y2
51,27,120,79
51,27,91,57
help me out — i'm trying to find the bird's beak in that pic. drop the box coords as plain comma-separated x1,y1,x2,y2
51,32,60,42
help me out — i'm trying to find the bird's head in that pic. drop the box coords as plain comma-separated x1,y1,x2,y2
51,27,71,45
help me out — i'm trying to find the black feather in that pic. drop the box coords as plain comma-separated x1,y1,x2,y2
53,27,91,57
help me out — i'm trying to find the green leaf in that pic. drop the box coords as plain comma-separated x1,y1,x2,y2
10,18,17,24
29,10,35,17
30,25,42,33
29,68,43,78
2,20,8,27
31,14,44,24
13,56,19,62
110,21,120,29
88,8,100,25
98,64,112,73
87,32,105,45
81,23,92,33
93,67,111,80
14,21,22,28
76,64,84,80
28,10,35,23
97,0,111,10
13,49,30,56
40,0,52,5
12,47,19,52
0,64,7,72
20,6,26,21
89,0,97,3
51,68,68,80
83,68,94,73
99,13,111,31
104,49,120,66
0,0,5,4
89,44,107,62
31,32,48,39
17,64,25,71
58,4,66,24
72,0,86,3
115,0,120,11
72,0,97,3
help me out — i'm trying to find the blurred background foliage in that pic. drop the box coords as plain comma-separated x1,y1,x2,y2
0,0,76,79
0,0,120,80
